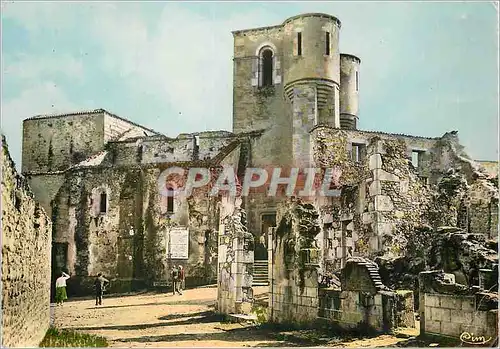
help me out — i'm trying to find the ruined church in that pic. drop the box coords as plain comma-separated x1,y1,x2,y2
20,12,498,312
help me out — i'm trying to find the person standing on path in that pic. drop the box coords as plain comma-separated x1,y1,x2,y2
94,273,109,306
55,271,71,306
178,265,185,291
171,266,182,295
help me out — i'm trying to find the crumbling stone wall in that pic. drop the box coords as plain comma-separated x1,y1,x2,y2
217,199,254,315
312,126,499,292
364,137,431,257
377,227,498,312
51,163,222,296
269,198,321,325
1,135,52,347
318,258,414,333
419,270,498,343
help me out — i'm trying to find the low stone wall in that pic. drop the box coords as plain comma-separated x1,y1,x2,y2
317,257,415,333
318,288,414,332
1,135,52,347
419,270,499,345
421,293,498,342
269,271,319,325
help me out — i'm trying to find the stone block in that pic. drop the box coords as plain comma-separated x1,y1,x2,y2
369,180,381,196
461,297,476,312
374,195,394,211
425,320,442,334
375,222,394,236
305,287,317,298
425,294,440,307
362,212,374,224
399,180,409,194
369,236,380,251
472,311,488,326
440,296,461,309
441,321,460,337
373,169,399,182
451,309,473,324
310,297,319,308
369,154,383,170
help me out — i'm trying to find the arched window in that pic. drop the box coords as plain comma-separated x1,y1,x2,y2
166,186,174,213
260,48,274,87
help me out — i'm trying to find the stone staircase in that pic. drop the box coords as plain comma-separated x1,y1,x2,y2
253,260,269,286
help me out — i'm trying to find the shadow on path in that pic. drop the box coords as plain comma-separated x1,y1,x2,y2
115,327,275,344
84,299,215,310
66,311,221,332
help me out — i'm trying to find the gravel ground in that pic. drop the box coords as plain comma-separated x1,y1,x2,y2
51,285,417,348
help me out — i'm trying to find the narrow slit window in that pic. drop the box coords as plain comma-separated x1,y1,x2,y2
411,151,420,168
261,49,273,87
166,187,174,213
325,32,330,55
297,32,302,56
355,71,359,91
99,192,107,213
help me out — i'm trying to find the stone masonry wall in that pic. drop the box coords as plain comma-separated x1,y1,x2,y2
421,293,498,341
217,199,254,315
318,258,414,333
418,270,499,344
269,198,321,325
1,135,52,347
50,163,223,296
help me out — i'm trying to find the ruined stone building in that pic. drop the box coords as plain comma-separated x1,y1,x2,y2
20,13,498,301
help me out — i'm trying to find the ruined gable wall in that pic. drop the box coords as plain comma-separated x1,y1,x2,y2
197,132,235,161
52,160,226,295
312,127,433,268
108,136,195,166
25,172,66,218
22,112,105,174
103,113,156,142
1,136,52,348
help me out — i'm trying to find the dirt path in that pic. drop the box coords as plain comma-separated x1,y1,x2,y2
51,286,417,347
51,286,279,347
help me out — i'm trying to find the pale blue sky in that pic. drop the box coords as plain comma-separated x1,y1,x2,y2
1,1,498,169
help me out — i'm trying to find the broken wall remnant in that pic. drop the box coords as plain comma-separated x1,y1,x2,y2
318,257,414,333
217,200,254,315
377,227,498,310
419,270,499,344
269,198,322,325
1,135,52,348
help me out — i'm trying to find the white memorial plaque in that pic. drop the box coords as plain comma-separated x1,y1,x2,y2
166,227,189,259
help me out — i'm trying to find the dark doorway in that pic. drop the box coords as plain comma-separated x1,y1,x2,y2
256,213,276,260
51,242,68,301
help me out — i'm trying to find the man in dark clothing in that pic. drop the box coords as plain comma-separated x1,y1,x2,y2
171,266,182,295
94,273,109,306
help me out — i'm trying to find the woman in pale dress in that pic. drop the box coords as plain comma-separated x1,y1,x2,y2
55,271,71,306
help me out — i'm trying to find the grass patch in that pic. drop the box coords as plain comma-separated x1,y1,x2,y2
39,327,108,347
